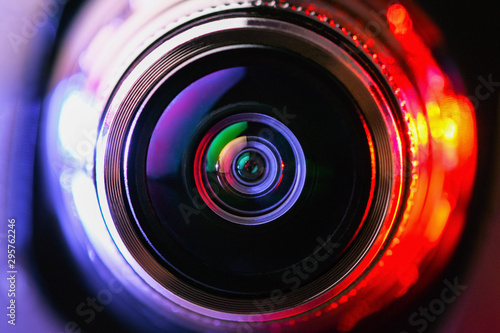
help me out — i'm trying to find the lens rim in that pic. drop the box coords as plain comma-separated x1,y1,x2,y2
95,7,406,320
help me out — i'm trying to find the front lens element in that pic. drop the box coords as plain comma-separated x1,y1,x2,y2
138,47,374,297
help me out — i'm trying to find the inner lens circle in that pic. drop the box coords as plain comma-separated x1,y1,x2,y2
219,138,278,195
234,150,266,183
195,113,305,225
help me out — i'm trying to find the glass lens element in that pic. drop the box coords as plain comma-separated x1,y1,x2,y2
235,150,266,183
141,49,373,297
195,112,306,225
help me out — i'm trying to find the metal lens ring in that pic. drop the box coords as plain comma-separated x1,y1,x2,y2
195,113,306,225
92,1,408,321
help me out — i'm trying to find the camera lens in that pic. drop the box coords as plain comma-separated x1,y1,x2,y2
137,47,373,297
90,3,406,317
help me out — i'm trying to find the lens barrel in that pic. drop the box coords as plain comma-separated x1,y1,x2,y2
43,0,477,331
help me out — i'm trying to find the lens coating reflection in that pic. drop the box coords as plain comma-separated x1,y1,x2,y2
195,112,305,225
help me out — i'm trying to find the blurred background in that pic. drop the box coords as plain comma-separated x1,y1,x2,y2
0,0,498,332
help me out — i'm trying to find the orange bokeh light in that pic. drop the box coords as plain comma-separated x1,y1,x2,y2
387,4,413,34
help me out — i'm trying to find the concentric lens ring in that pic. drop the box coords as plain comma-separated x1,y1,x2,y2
194,112,306,225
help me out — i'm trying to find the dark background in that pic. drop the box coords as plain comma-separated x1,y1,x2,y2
416,1,500,332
